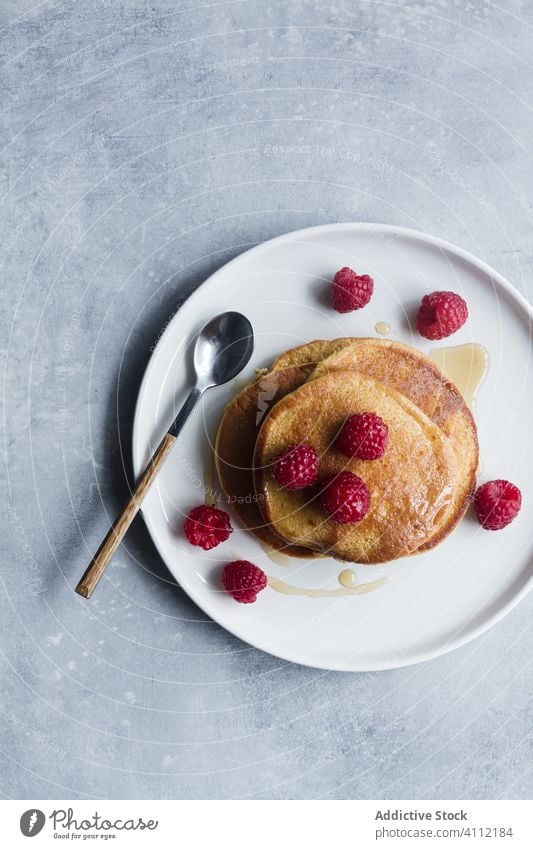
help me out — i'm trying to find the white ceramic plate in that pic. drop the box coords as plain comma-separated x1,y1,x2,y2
132,223,532,671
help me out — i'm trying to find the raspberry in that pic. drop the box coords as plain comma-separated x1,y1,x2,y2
331,267,374,313
222,560,268,604
474,480,522,530
271,443,318,490
183,505,232,550
320,472,370,524
336,412,388,460
416,290,468,340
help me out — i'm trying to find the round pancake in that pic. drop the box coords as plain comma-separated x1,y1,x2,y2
254,371,458,564
310,338,478,549
215,366,315,555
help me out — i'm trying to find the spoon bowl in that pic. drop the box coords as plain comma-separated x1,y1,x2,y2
194,311,255,388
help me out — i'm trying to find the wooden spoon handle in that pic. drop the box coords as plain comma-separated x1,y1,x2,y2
75,432,176,599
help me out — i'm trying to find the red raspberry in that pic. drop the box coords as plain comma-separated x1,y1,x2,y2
183,505,232,550
320,472,370,525
336,412,388,460
331,267,374,313
222,560,268,604
416,290,468,340
474,480,522,530
271,443,318,490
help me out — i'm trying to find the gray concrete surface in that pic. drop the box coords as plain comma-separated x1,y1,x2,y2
0,0,531,799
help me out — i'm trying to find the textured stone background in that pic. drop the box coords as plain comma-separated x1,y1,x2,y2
1,0,531,799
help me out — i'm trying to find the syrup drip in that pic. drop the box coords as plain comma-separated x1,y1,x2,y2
268,575,387,598
338,568,358,588
429,343,488,411
375,321,391,336
259,542,292,568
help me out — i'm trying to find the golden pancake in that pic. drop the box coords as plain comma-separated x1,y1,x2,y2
215,366,314,555
310,338,478,549
254,371,458,563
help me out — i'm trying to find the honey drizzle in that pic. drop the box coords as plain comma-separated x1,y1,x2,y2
429,343,488,411
268,575,388,598
338,568,358,588
259,542,292,568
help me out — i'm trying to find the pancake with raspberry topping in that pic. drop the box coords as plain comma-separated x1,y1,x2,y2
253,371,458,564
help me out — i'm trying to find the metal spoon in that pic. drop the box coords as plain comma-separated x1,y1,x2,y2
75,311,255,599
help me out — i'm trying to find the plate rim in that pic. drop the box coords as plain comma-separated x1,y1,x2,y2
132,222,533,672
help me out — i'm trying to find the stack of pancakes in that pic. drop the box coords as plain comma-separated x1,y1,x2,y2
215,338,478,564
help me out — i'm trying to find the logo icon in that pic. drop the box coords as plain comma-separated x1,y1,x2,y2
20,810,45,837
